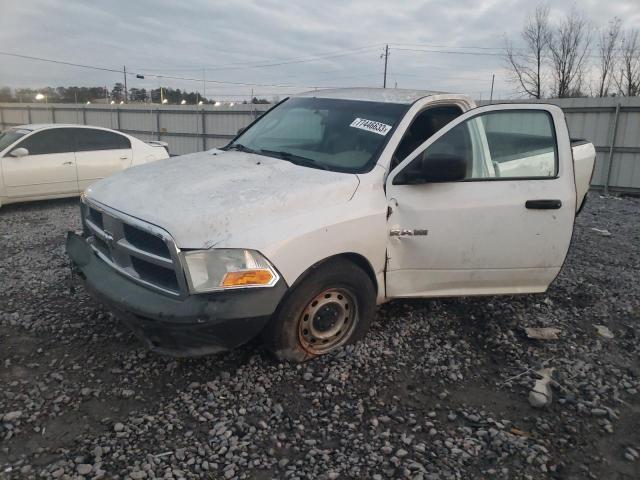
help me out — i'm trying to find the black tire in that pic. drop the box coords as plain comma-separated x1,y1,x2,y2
262,259,376,362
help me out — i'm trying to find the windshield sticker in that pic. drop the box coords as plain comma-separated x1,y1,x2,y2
349,118,392,136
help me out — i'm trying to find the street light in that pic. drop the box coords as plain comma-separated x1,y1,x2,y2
214,101,221,107
198,100,203,105
180,99,187,105
35,93,46,101
162,98,168,104
119,100,124,105
110,100,115,105
86,101,91,105
229,102,235,107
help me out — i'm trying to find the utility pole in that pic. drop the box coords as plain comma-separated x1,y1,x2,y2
382,44,389,88
489,74,495,103
203,68,206,102
123,66,128,103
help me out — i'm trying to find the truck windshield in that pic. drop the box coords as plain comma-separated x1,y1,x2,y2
229,97,409,173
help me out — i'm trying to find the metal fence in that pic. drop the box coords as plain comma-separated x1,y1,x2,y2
0,102,272,156
1,97,639,193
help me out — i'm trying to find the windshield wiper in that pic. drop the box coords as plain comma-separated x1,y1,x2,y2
259,149,329,171
226,143,258,154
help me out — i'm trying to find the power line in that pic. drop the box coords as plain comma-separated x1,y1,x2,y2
0,51,126,74
148,45,379,71
0,50,350,90
390,42,512,51
133,45,382,72
391,44,616,60
393,47,505,57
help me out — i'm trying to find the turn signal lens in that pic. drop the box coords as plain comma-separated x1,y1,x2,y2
222,270,274,287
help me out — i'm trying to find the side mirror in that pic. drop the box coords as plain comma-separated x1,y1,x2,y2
10,147,29,158
420,154,467,183
392,153,467,185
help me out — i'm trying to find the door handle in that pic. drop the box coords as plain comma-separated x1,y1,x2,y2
63,161,74,166
525,199,562,210
119,155,129,160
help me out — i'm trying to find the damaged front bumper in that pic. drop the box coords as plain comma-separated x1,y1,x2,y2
66,232,287,356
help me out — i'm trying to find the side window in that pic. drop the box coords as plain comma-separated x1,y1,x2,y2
392,105,463,168
481,111,557,178
75,129,131,152
17,128,76,155
401,110,557,182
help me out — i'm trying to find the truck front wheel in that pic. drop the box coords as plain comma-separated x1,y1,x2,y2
263,259,376,362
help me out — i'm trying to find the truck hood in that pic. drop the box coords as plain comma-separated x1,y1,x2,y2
85,150,360,249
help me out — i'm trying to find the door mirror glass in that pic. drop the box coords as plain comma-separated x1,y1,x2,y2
393,153,467,185
10,147,29,157
421,154,467,182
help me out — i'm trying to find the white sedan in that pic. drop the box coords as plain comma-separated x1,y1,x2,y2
0,124,169,208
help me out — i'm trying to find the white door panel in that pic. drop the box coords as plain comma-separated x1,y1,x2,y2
74,128,133,190
76,148,132,190
2,152,78,198
2,127,79,199
386,179,575,296
385,104,576,298
386,267,562,298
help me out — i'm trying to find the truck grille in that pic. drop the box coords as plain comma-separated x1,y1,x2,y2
81,200,186,296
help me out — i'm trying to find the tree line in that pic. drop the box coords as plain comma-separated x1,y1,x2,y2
505,5,640,98
0,84,271,104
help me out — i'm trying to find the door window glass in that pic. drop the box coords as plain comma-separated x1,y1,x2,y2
16,128,76,155
0,128,30,153
75,129,131,151
403,110,557,182
392,106,463,168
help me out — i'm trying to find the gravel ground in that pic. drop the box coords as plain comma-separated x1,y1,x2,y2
0,194,639,480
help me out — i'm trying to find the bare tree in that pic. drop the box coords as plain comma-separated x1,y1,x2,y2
614,29,640,96
548,8,592,98
596,18,622,97
504,5,552,98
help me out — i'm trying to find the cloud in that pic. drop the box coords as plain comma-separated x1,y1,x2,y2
0,0,638,100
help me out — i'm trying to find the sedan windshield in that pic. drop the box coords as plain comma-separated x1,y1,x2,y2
229,97,409,173
0,128,30,152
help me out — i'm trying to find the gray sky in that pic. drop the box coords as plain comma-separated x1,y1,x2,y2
1,0,639,101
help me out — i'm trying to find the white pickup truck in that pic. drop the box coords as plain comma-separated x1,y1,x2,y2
66,88,596,361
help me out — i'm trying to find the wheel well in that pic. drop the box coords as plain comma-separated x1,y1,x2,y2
294,253,379,294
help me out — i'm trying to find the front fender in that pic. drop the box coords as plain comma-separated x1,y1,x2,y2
255,191,388,300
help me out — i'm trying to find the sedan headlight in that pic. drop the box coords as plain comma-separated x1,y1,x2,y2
181,249,279,293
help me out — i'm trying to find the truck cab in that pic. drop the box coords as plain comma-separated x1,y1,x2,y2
67,88,596,361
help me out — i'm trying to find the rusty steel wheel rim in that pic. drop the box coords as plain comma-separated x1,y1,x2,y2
298,288,359,354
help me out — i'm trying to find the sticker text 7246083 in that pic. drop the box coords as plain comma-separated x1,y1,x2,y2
349,118,392,136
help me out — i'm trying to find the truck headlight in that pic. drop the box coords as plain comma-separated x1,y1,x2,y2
181,249,279,293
